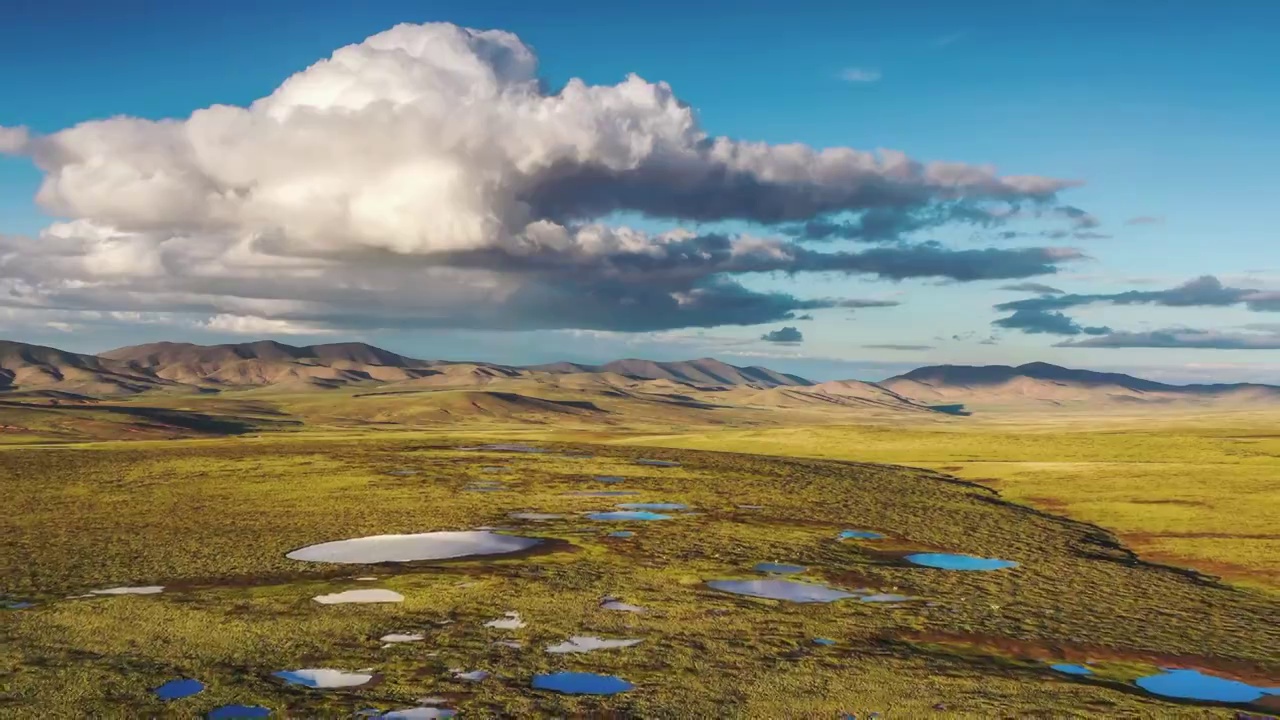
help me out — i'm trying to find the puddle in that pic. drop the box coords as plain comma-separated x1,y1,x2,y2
813,638,836,646
91,586,164,595
274,669,376,689
154,678,203,700
484,611,525,630
545,636,643,654
508,512,563,521
586,510,672,521
1,599,34,610
618,502,687,511
207,705,272,719
566,491,640,497
600,597,646,613
753,562,806,575
707,579,855,603
380,633,425,643
608,531,634,538
380,709,457,719
532,671,634,695
1051,663,1094,676
313,589,404,605
1134,669,1280,704
839,529,885,540
905,553,1018,571
454,670,489,682
595,476,625,483
635,458,680,467
287,531,541,564
737,504,764,510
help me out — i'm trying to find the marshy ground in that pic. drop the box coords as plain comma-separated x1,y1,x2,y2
2,436,1277,718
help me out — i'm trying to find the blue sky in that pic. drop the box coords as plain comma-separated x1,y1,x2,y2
2,1,1279,382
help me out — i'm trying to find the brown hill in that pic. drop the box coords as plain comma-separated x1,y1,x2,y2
527,357,811,388
880,362,1280,408
0,340,180,396
101,340,445,390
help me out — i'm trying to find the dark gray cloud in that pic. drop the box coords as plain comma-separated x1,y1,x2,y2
1058,328,1280,350
863,343,934,350
761,326,804,344
786,203,1003,243
993,308,1111,336
998,281,1065,294
995,275,1267,315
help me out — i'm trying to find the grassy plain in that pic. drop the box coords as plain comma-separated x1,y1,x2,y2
2,435,1279,718
605,412,1280,593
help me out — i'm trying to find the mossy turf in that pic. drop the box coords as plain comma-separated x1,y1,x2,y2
2,438,1277,718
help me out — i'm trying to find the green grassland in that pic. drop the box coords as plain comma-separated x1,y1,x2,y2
609,416,1280,593
2,436,1278,718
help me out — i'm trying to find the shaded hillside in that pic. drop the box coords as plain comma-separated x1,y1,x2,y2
527,357,811,387
880,362,1280,407
0,340,180,396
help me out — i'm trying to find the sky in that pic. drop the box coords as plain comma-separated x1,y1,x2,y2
1,0,1279,383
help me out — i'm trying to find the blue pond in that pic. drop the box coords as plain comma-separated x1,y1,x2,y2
813,638,836,646
532,671,634,695
587,511,671,521
207,705,272,719
154,678,204,700
1051,664,1094,676
609,530,635,538
707,579,855,603
1,599,34,610
595,476,625,484
618,502,687,511
838,529,885,540
1134,668,1280,704
753,562,806,575
905,553,1018,571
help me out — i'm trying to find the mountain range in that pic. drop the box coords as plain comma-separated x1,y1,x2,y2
3,339,1278,415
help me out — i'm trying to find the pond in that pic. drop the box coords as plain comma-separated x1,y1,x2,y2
905,553,1018,571
154,678,203,700
207,705,272,719
838,529,885,540
379,709,457,719
1134,668,1280,704
1050,664,1094,676
595,476,625,483
600,597,646,613
287,531,541,563
91,586,164,595
380,633,425,643
274,669,376,689
313,589,403,604
586,510,672,521
707,579,855,603
545,635,643,654
609,531,635,538
635,459,681,467
532,671,634,695
859,593,914,603
753,562,806,575
484,611,525,629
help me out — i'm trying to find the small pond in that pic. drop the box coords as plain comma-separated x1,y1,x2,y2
545,635,642,654
838,529,885,540
905,553,1018,571
595,476,625,483
635,459,680,467
380,709,456,719
287,531,541,564
1134,668,1280,704
313,589,403,605
586,510,672,521
154,678,203,700
753,562,806,575
1050,664,1094,676
207,705,272,719
274,669,375,689
707,579,855,603
532,671,634,695
609,530,635,538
